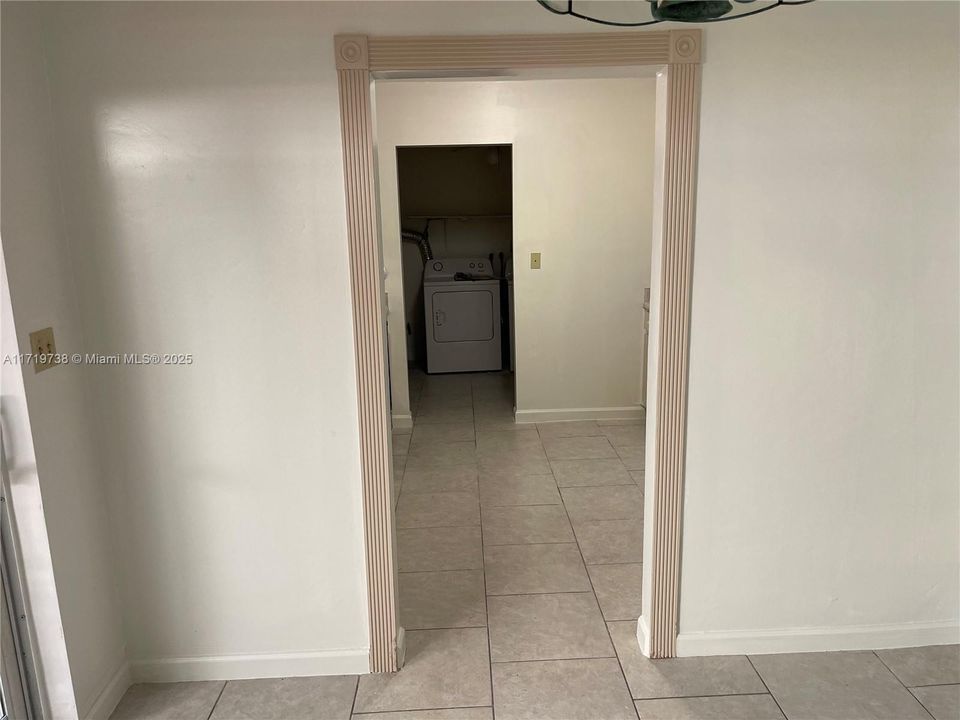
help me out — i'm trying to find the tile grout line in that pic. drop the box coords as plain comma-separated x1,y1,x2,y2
556,483,643,490
406,624,489,631
348,674,361,719
398,524,482,530
634,691,778,701
398,568,485,575
486,590,597,598
354,705,494,717
205,680,228,720
745,654,791,720
473,387,497,720
871,650,906,688
482,540,580,548
490,654,618,665
482,539,582,548
483,502,564,508
871,650,938,720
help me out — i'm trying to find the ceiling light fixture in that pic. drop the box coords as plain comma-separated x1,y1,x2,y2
537,0,815,27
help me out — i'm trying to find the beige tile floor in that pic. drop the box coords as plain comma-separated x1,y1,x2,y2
112,371,959,720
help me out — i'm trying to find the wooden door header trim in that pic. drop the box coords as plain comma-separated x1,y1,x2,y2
335,30,701,71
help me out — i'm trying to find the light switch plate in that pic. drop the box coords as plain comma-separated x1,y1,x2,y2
530,252,542,270
29,327,58,373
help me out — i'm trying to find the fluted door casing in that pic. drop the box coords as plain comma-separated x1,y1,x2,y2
335,30,702,668
649,62,701,659
336,35,400,674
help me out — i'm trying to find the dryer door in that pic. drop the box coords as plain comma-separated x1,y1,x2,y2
432,289,495,343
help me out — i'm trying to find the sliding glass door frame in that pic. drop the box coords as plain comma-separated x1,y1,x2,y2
1,433,39,720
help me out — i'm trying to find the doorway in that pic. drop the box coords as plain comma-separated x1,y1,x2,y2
380,77,654,694
396,144,515,422
335,30,703,670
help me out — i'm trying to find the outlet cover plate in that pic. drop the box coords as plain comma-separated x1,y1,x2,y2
29,327,58,373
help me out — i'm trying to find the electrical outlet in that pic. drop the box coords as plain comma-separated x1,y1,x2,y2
29,327,58,373
530,252,542,270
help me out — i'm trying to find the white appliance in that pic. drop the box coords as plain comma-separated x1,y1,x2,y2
423,257,502,374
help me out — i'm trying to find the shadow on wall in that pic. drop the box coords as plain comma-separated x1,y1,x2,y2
43,74,370,663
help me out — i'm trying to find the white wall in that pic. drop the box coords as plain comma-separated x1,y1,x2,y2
676,0,960,654
35,0,377,682
3,2,956,705
16,0,643,691
1,5,128,716
376,78,655,421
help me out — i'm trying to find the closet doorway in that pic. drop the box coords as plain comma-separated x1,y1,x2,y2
397,144,515,419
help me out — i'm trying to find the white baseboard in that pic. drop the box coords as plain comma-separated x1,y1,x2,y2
636,615,651,657
391,413,413,431
83,661,132,720
515,406,644,424
131,648,370,683
676,621,960,657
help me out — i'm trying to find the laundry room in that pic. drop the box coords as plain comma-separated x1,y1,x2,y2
375,77,656,430
397,145,514,383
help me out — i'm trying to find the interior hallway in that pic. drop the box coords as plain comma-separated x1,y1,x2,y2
109,370,960,719
384,368,648,717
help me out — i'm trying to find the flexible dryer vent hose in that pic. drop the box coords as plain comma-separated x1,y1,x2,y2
401,229,434,263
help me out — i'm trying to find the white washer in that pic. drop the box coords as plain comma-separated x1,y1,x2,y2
423,258,502,374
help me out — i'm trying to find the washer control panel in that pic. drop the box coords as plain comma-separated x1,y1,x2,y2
423,257,496,282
